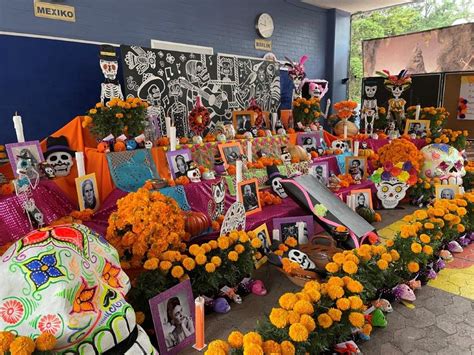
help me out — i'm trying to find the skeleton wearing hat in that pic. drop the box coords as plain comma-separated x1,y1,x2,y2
43,135,75,177
99,44,124,105
265,165,288,199
285,55,308,100
361,79,379,136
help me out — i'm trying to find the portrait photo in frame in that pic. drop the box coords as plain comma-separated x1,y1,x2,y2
273,216,314,244
166,148,192,179
218,142,243,167
297,132,322,154
149,279,195,355
6,141,44,178
75,173,100,212
232,110,255,134
404,119,430,138
345,156,367,182
350,188,373,209
252,223,271,269
308,161,329,185
435,184,459,200
237,178,262,215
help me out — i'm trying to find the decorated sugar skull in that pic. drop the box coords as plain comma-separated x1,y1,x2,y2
43,136,75,177
421,144,465,186
376,177,409,209
331,140,349,152
0,224,156,354
288,249,315,270
280,146,291,164
186,161,201,183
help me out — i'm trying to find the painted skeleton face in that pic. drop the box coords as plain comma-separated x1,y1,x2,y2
365,85,377,98
288,249,315,270
331,140,349,152
46,151,74,177
147,84,161,106
271,177,288,199
421,144,465,186
100,59,118,80
187,166,201,183
212,181,225,204
390,85,404,98
168,79,182,97
376,178,409,209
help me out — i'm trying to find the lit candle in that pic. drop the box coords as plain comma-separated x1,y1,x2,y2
75,152,86,177
247,140,252,163
343,124,348,139
272,229,280,241
415,105,421,120
13,112,25,143
170,126,177,151
354,141,359,156
297,222,307,244
193,296,206,351
165,116,171,137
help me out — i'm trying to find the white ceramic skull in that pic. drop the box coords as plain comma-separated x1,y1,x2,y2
376,177,409,209
187,165,201,183
100,59,118,81
288,249,315,270
281,152,291,164
365,85,377,98
46,151,74,177
144,141,153,149
421,144,465,186
331,140,349,152
0,224,156,354
271,177,288,199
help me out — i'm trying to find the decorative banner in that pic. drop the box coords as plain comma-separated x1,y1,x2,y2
34,1,76,22
363,23,473,77
458,75,474,120
120,45,280,137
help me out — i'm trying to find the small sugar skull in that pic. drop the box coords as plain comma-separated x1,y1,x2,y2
186,161,201,183
376,177,409,209
271,177,288,199
280,146,291,164
421,143,465,186
331,140,349,152
288,249,315,270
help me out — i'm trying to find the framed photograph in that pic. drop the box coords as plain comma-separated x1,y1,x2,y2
345,156,367,181
350,188,373,209
273,216,314,244
75,173,100,212
252,223,271,268
309,161,329,185
237,178,262,215
218,142,243,166
233,110,255,133
149,279,195,355
166,149,192,179
404,119,430,138
297,132,322,154
435,184,459,200
6,141,44,178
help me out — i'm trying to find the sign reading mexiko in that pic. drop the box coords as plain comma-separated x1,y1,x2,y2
34,1,76,22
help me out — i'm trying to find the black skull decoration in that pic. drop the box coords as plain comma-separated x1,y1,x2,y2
43,136,75,177
265,165,288,199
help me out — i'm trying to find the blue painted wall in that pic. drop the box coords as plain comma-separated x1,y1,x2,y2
0,0,351,143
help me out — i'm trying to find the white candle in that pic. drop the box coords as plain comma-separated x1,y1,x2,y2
170,126,177,151
351,195,356,211
272,229,280,241
346,195,352,209
165,116,171,137
324,98,331,118
297,222,307,244
193,296,206,351
75,152,86,177
415,105,421,120
236,160,243,184
354,141,359,156
271,113,278,132
343,124,348,139
13,112,25,143
247,141,252,163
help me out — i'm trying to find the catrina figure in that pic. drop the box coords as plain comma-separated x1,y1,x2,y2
285,55,308,100
99,44,124,105
376,69,411,133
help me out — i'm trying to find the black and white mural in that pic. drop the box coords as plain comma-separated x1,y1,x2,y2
121,45,280,137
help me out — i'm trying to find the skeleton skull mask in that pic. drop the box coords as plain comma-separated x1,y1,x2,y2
100,59,118,81
288,249,315,270
331,140,349,152
421,144,465,186
46,151,74,177
187,162,201,183
271,177,288,199
376,177,409,209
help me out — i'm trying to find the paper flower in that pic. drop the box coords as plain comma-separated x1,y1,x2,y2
313,204,328,217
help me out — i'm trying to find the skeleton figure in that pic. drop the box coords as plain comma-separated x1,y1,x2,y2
285,55,308,100
24,198,44,228
376,177,409,209
167,79,189,137
186,161,201,183
137,75,166,140
208,180,226,220
288,249,316,270
361,81,378,136
99,45,124,105
377,69,411,133
420,143,466,186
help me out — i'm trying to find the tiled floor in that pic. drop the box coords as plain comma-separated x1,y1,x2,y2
182,206,474,354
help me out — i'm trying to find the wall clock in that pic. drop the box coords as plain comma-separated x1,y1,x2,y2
256,13,274,39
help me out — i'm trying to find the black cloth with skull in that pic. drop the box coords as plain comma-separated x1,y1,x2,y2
43,135,75,177
265,165,288,199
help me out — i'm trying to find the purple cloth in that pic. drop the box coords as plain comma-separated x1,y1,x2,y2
0,180,74,245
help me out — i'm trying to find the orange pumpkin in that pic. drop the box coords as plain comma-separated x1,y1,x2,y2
183,211,211,237
334,120,359,137
97,141,109,153
359,148,374,157
114,140,126,152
